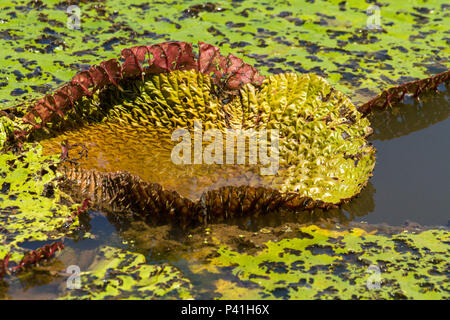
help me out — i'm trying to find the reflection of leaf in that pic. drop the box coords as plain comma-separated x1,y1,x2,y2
210,226,450,299
15,257,65,292
341,181,376,218
369,86,450,141
60,246,193,300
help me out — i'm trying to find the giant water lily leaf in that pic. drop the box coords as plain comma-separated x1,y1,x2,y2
23,59,376,222
240,73,375,202
0,0,449,109
60,246,193,300
209,226,450,299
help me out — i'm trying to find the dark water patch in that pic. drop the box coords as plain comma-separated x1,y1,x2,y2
25,67,42,79
256,28,277,37
1,182,11,194
71,49,98,57
17,58,38,71
66,210,131,252
12,70,25,81
207,26,225,37
29,84,50,95
346,86,450,226
271,287,289,299
101,37,121,51
154,17,181,29
226,22,246,28
180,2,225,20
410,12,430,25
393,238,421,256
141,30,167,40
369,85,449,141
413,62,449,74
10,88,28,96
33,35,66,53
0,29,22,41
306,244,335,256
230,41,252,48
8,194,17,201
129,3,150,10
258,261,289,274
68,62,91,72
358,118,450,226
19,240,58,251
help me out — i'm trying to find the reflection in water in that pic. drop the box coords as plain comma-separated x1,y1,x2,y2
342,84,449,226
95,181,376,236
368,83,449,141
341,181,375,219
223,182,376,231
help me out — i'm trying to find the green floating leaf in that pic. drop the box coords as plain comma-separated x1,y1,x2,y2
240,73,375,202
0,0,448,108
0,143,76,263
39,70,375,218
210,226,450,299
0,117,12,150
60,246,193,300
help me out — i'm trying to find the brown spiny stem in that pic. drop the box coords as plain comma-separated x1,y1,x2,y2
60,198,90,229
0,254,11,279
0,241,64,279
358,69,450,114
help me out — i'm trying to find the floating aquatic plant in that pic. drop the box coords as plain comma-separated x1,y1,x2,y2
0,143,77,245
208,226,450,299
0,142,85,279
0,0,449,108
60,245,193,300
0,241,64,279
1,41,376,224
